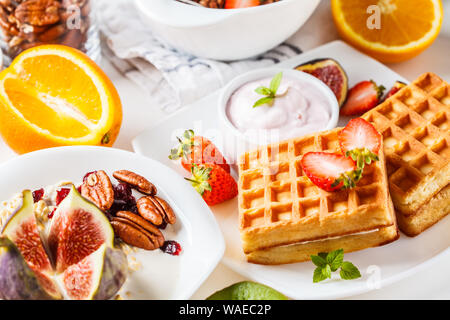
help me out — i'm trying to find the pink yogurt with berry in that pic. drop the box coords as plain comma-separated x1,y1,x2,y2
226,75,333,142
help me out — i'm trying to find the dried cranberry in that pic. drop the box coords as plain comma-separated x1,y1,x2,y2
56,188,70,206
48,208,56,219
160,240,182,256
77,185,82,193
108,183,138,216
113,183,132,200
82,171,97,182
32,188,44,202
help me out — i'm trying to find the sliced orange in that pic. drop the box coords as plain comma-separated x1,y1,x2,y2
331,0,443,63
0,45,122,154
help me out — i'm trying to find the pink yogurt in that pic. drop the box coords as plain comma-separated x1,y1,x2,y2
226,75,332,142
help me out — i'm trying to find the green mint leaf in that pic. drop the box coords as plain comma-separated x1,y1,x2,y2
318,252,328,260
313,267,328,283
253,96,274,108
270,72,283,94
322,264,332,279
326,249,344,272
255,86,272,96
310,254,327,268
340,261,362,280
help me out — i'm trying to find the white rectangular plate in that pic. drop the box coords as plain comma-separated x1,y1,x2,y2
132,41,450,299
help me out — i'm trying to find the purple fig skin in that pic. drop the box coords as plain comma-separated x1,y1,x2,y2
0,237,60,300
93,247,128,300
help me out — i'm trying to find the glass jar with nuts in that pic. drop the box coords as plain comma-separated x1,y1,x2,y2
0,0,100,66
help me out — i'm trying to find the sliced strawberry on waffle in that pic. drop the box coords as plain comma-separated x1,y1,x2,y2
301,152,361,192
169,129,230,173
339,118,382,170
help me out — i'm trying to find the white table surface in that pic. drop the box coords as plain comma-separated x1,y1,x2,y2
0,4,449,300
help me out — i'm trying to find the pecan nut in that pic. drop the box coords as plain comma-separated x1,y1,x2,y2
81,170,114,211
113,170,157,195
15,0,61,26
137,195,176,227
111,211,165,250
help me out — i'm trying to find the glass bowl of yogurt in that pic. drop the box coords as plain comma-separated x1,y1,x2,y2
218,68,339,163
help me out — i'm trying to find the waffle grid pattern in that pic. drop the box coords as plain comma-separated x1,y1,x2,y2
363,73,450,207
238,128,387,234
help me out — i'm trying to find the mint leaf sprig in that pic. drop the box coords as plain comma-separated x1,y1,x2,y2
252,72,285,108
311,249,361,283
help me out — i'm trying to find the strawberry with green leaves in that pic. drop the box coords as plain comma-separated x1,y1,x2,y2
340,80,385,116
338,118,382,171
302,118,382,192
301,152,361,192
186,164,238,206
169,130,230,173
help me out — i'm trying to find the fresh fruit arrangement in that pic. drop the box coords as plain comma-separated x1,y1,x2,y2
0,45,123,154
169,130,237,206
301,118,382,192
296,58,407,116
0,189,127,300
0,169,181,300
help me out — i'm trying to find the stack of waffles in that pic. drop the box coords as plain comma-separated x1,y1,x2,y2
237,127,399,265
362,72,450,236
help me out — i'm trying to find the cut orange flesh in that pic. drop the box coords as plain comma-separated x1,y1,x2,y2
331,0,443,63
0,45,122,154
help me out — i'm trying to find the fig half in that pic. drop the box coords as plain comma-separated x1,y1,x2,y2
296,58,349,107
61,244,128,300
48,185,114,273
0,237,61,300
1,190,62,300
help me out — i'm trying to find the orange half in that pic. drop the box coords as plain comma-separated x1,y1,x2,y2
0,45,122,154
331,0,443,63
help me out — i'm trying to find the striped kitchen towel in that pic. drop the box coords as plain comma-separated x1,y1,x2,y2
97,0,337,113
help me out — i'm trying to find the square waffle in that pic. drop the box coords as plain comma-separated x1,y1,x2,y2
238,127,398,261
362,73,450,236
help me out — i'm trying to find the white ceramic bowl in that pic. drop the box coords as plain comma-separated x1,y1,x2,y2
218,68,339,163
134,0,321,61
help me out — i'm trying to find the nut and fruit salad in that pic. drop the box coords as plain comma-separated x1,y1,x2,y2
188,0,280,9
0,170,181,300
1,170,182,255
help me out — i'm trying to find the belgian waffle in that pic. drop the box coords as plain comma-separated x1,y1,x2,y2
363,73,450,236
238,127,398,263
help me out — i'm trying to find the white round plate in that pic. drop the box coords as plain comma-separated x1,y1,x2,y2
0,146,225,300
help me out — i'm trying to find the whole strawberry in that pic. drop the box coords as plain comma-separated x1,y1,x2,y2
169,130,230,173
186,164,237,206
